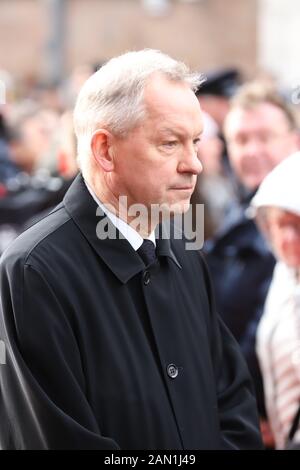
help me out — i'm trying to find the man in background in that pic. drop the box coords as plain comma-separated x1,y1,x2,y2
205,81,300,445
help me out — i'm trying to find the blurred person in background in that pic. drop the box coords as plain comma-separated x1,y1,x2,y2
193,69,241,239
7,100,59,175
191,110,236,239
62,63,97,109
0,113,19,185
0,101,76,255
196,68,241,129
56,110,79,179
0,70,19,185
196,68,242,186
251,152,300,449
0,61,95,256
204,81,300,445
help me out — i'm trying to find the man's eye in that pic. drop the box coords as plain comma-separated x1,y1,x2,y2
193,138,201,146
163,141,178,148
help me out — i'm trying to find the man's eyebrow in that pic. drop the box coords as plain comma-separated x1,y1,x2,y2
157,127,203,137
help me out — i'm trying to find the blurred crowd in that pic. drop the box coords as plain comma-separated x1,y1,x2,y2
0,63,96,252
1,61,300,449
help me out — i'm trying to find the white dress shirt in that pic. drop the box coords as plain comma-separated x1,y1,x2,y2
84,179,156,250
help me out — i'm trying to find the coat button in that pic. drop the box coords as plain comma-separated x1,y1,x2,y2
167,363,178,379
143,270,151,285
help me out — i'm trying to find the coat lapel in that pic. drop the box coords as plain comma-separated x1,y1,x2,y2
63,174,181,283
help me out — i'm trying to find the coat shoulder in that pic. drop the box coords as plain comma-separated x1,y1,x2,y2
0,203,73,273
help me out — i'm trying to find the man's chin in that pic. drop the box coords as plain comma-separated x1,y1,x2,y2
243,174,266,192
168,200,191,215
147,200,191,224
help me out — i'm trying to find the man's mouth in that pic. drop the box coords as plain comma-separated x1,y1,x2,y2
170,185,194,191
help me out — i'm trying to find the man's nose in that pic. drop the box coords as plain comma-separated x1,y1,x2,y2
242,138,265,158
178,146,203,175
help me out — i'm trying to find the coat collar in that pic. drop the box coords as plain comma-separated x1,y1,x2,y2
63,174,181,283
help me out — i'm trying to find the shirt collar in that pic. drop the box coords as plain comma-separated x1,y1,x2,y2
84,179,156,251
63,174,182,284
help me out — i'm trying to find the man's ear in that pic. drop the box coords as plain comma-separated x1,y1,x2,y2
91,129,115,172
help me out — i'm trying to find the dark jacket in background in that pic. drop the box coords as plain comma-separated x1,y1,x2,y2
204,198,276,417
0,139,19,184
0,174,263,450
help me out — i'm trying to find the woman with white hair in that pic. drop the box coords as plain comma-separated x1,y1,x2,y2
251,152,300,449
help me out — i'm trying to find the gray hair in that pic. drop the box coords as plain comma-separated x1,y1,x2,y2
73,49,204,170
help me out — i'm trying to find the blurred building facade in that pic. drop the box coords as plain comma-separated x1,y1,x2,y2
258,0,300,91
0,0,257,83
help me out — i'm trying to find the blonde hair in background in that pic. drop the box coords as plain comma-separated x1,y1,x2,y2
228,80,297,130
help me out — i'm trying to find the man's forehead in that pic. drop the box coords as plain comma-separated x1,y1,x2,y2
156,122,203,136
145,75,198,108
146,106,203,134
141,76,203,136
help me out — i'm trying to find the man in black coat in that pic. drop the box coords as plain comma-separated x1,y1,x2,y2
0,50,262,450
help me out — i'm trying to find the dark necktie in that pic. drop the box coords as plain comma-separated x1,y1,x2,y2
137,239,157,266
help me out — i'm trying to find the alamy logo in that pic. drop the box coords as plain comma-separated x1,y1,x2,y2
0,340,6,365
95,198,205,250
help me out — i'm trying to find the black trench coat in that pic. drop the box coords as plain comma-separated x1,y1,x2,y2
0,174,263,450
